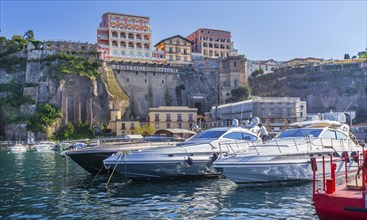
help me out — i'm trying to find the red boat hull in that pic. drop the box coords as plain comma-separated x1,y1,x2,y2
314,192,367,220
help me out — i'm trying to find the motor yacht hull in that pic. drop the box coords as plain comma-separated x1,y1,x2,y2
66,142,179,174
68,150,117,174
215,157,356,184
104,156,219,179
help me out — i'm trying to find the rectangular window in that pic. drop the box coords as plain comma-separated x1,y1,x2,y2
169,47,173,53
130,123,135,130
167,123,171,129
184,57,187,62
177,114,182,122
169,56,173,61
155,123,159,129
121,123,126,130
178,123,182,128
188,114,194,122
176,56,180,60
166,114,171,122
155,114,159,122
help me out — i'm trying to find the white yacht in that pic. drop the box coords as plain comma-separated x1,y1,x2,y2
213,113,362,184
10,144,28,153
33,141,56,152
103,125,261,179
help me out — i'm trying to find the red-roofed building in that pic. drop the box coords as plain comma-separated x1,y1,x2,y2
186,28,232,58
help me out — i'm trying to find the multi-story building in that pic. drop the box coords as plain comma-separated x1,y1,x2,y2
283,57,324,67
247,59,280,77
154,35,192,64
152,50,166,64
148,106,198,130
206,96,307,133
43,40,97,55
352,123,367,141
191,55,248,105
186,28,232,58
108,109,147,136
97,12,152,62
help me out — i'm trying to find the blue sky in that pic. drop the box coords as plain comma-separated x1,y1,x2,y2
1,0,366,61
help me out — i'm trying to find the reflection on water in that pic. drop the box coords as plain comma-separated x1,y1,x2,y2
0,150,317,219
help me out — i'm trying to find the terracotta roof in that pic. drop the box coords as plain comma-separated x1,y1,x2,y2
154,35,192,47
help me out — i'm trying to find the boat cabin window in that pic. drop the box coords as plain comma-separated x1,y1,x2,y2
277,128,322,138
223,132,257,141
336,131,348,140
192,130,226,139
320,130,336,139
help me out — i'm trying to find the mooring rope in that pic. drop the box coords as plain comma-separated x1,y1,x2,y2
106,152,123,188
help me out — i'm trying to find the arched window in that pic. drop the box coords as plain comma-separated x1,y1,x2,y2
198,63,205,69
128,33,134,40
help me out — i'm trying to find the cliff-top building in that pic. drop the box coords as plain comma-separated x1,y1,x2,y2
187,28,232,59
43,40,97,55
154,35,192,64
97,12,152,62
283,57,324,67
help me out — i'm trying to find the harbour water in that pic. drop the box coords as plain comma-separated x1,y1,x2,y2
0,150,317,219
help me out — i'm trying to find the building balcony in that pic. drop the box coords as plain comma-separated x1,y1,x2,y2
99,35,109,39
100,44,109,48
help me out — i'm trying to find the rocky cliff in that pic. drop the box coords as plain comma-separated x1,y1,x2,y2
0,50,129,140
249,62,367,121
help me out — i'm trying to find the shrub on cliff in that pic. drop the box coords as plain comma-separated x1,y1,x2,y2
26,103,62,135
52,122,94,140
47,53,101,80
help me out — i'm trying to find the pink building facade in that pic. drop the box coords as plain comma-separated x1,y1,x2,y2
97,12,152,62
186,28,232,59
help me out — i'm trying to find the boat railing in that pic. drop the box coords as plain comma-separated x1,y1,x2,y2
218,137,358,157
312,150,367,200
218,140,263,156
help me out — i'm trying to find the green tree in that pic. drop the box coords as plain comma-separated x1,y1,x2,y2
230,84,251,102
251,69,264,77
23,30,34,40
27,103,62,135
134,124,155,136
358,51,367,59
344,54,350,60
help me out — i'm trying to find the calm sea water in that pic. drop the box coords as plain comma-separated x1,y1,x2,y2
0,150,318,219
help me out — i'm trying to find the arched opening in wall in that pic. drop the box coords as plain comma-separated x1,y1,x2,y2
195,102,203,115
234,79,238,87
128,33,134,40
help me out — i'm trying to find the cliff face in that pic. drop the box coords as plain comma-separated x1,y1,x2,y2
0,50,129,140
249,63,367,115
112,64,219,117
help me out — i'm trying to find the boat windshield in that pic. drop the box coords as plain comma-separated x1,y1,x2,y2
191,130,227,140
277,128,323,138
